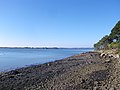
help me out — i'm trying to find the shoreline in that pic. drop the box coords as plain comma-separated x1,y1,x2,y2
0,48,94,73
0,51,120,90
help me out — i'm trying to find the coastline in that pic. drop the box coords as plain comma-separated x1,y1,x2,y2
0,51,120,90
0,48,93,72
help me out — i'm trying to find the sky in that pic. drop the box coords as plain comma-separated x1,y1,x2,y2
0,0,120,48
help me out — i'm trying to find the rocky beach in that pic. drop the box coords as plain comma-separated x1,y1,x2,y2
0,0,119,89
0,51,120,90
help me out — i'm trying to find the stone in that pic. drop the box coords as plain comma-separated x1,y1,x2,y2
93,87,98,90
105,59,111,63
109,87,115,90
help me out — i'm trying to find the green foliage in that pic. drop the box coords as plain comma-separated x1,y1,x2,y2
109,20,120,40
94,20,120,50
108,42,118,49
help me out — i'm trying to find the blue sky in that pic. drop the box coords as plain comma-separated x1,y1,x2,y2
0,0,120,47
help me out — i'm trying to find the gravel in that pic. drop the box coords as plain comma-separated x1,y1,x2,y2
0,52,119,90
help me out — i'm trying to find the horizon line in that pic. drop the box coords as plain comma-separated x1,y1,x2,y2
0,46,94,49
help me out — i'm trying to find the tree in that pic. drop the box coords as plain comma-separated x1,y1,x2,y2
94,20,120,50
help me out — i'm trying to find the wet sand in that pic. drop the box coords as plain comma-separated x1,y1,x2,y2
0,52,120,90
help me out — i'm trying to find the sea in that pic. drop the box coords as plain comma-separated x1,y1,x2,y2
0,48,93,72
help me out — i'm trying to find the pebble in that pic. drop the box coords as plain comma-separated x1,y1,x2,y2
109,87,115,90
105,59,111,63
93,87,98,90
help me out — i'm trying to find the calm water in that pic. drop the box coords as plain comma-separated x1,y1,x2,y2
0,48,93,72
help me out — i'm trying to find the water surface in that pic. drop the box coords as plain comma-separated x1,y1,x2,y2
0,48,93,72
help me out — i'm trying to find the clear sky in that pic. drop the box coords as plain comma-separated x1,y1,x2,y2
0,0,120,48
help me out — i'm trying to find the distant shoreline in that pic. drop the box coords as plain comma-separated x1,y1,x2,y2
0,48,94,72
0,47,94,49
